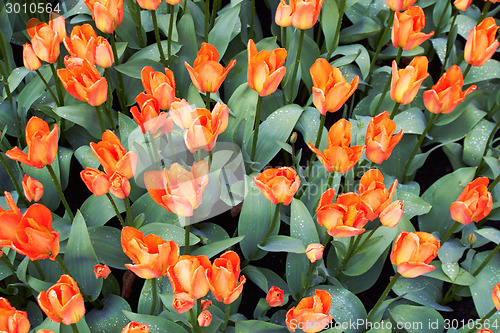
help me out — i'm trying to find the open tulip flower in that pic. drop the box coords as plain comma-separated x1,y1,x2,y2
275,0,324,30
392,6,434,51
206,251,246,304
253,167,300,205
453,0,473,11
130,93,173,134
365,111,404,164
85,0,123,34
391,56,429,105
358,169,399,219
310,58,359,115
80,168,110,196
386,0,417,11
144,161,209,217
450,177,492,225
285,289,333,333
25,13,66,65
63,24,114,68
464,17,500,67
0,297,30,333
141,66,176,110
390,231,440,278
185,43,236,94
423,65,477,114
90,130,137,179
169,99,199,130
6,116,59,169
167,255,212,299
122,322,151,333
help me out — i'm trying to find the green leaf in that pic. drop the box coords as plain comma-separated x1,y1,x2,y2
463,118,496,166
139,223,199,247
138,279,162,315
86,294,131,333
475,228,500,244
18,67,51,112
322,0,339,55
208,5,241,59
118,113,140,150
242,265,269,292
258,235,306,253
393,108,426,135
393,276,452,312
464,60,500,85
131,193,179,225
75,146,100,169
64,211,102,300
329,44,370,80
295,107,328,151
191,236,245,258
470,251,500,316
437,239,467,263
395,190,432,219
115,59,164,80
390,304,444,333
80,195,125,227
429,104,486,143
123,311,188,333
53,104,102,139
235,320,288,333
340,17,381,43
88,226,130,269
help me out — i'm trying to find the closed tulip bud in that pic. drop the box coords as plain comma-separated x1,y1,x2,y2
167,255,212,299
290,132,298,144
453,0,473,11
6,116,59,169
136,0,162,10
253,167,300,205
185,43,236,94
80,168,110,196
121,227,180,279
390,231,439,278
37,275,85,325
275,0,293,27
423,65,476,114
0,297,30,333
275,0,324,30
308,119,365,174
26,18,62,64
121,322,150,333
94,264,111,279
85,0,123,34
305,243,324,263
22,174,44,202
144,161,209,217
386,0,417,11
464,17,499,67
391,56,429,105
172,293,195,314
48,12,67,41
247,39,287,96
141,66,176,110
198,310,212,327
206,251,246,304
365,111,404,164
201,300,212,311
90,130,137,179
450,177,492,225
95,36,114,68
286,289,333,333
379,200,404,227
23,43,42,71
492,282,500,310
310,58,359,115
266,286,284,307
467,233,477,246
392,6,434,51
109,172,131,199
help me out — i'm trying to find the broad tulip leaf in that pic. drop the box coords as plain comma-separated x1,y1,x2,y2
235,320,288,333
393,276,452,312
258,235,306,253
390,304,444,333
123,311,187,333
463,118,495,166
53,104,102,139
88,226,130,269
74,146,100,169
191,236,245,258
139,223,199,246
86,295,131,333
138,278,162,315
208,4,240,59
470,252,500,317
80,195,125,228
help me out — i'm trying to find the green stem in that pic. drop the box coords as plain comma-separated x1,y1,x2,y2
440,221,460,245
56,255,71,275
326,171,335,190
210,0,221,29
288,30,305,104
337,235,362,276
205,92,211,109
46,164,74,221
102,70,116,130
184,216,191,255
0,255,16,274
373,47,403,115
189,307,198,333
357,223,381,251
33,261,46,281
106,193,126,227
109,33,128,115
402,113,440,183
463,63,472,80
127,0,146,47
478,1,492,24
124,196,133,226
0,154,30,206
204,0,210,42
435,0,452,36
306,113,326,180
250,0,255,40
35,69,60,107
50,63,64,106
71,323,80,333
441,10,458,75
473,242,500,276
282,27,287,48
475,117,500,178
389,102,400,119
94,106,105,134
325,0,346,60
466,308,497,333
0,62,13,109
367,11,394,82
250,95,263,161
367,273,401,322
221,303,231,331
150,277,157,315
488,173,500,192
152,10,167,67
168,4,175,63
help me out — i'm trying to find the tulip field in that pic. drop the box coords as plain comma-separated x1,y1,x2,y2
1,0,500,332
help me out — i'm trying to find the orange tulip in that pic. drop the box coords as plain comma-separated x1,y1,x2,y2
63,24,114,68
365,111,404,164
185,43,236,94
453,0,473,11
423,65,477,114
358,169,399,219
58,56,108,106
90,130,137,179
464,17,500,67
392,6,434,51
390,231,439,278
477,330,493,333
275,0,323,30
253,167,300,205
85,0,123,34
0,192,22,251
6,116,59,169
379,200,405,228
391,56,429,105
198,310,212,327
167,255,212,299
285,289,333,333
22,174,44,202
183,102,229,153
172,293,195,314
141,66,176,110
266,286,284,307
136,0,162,10
122,322,150,333
386,0,417,11
37,330,56,333
305,243,324,263
169,99,199,129
247,39,287,97
201,300,212,310
26,16,63,64
310,58,359,115
144,161,209,217
206,251,246,304
492,282,500,310
80,168,110,196
307,119,365,174
316,189,371,238
23,43,42,71
121,226,180,279
130,93,173,135
450,177,492,225
0,297,30,333
109,172,131,199
37,274,85,325
94,264,111,279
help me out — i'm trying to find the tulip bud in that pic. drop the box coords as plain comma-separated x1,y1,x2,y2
290,132,297,144
198,310,212,327
121,322,150,333
95,36,114,68
467,233,477,246
305,243,324,263
22,174,44,202
201,300,212,311
94,264,111,279
80,168,110,196
109,172,131,199
266,286,284,307
23,43,42,71
379,200,404,228
172,293,195,314
492,282,500,311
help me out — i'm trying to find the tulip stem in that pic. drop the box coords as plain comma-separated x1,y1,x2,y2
440,221,460,245
337,235,360,277
204,0,210,42
94,106,105,134
184,217,191,255
250,95,263,161
0,52,13,109
305,113,326,181
50,63,64,106
250,0,255,40
441,10,459,76
326,0,346,60
205,92,211,109
109,33,129,116
124,196,133,226
488,173,500,192
33,260,46,281
475,104,500,177
35,69,60,107
152,10,167,67
462,63,472,81
367,273,401,322
373,47,403,116
168,4,175,64
56,255,71,275
71,323,80,333
150,278,157,315
466,308,497,333
401,113,440,183
288,30,305,104
435,0,452,36
281,27,287,48
0,153,30,207
389,102,400,119
367,11,394,83
478,1,492,25
106,193,126,227
210,0,221,29
46,164,74,221
221,303,231,331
